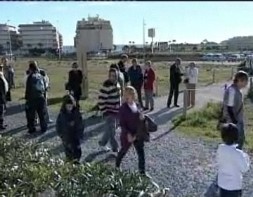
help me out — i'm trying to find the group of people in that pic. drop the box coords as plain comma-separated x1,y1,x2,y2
0,54,251,196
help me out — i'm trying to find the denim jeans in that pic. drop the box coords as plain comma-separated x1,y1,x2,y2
99,115,118,151
236,121,245,150
220,188,242,197
144,90,154,109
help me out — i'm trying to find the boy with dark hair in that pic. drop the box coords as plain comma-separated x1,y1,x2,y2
217,123,250,197
97,68,121,152
222,71,249,149
117,54,129,85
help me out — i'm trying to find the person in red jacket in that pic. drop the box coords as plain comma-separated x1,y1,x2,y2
143,61,155,111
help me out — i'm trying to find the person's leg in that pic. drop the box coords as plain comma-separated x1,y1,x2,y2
72,140,82,162
115,133,131,168
133,140,145,174
174,83,180,106
36,97,48,133
108,116,118,152
191,84,196,106
99,115,113,148
236,121,245,150
26,101,36,133
186,83,191,107
144,90,149,109
148,90,154,110
167,85,174,107
63,142,74,161
135,86,143,108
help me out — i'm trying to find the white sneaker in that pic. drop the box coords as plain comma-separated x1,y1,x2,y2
48,119,54,123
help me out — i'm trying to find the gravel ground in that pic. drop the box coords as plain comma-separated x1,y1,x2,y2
1,82,253,197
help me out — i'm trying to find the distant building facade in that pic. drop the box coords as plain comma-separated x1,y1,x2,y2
75,15,113,53
19,20,63,54
0,24,20,54
62,45,76,54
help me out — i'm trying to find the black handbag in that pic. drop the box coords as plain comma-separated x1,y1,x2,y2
144,115,158,133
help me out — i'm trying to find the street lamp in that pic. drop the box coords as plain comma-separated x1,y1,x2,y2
143,19,146,62
6,20,12,59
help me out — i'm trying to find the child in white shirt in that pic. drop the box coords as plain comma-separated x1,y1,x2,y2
217,123,250,197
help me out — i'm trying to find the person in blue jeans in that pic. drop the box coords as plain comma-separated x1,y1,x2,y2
97,68,121,153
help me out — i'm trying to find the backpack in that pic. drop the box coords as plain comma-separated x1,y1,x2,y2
32,73,45,94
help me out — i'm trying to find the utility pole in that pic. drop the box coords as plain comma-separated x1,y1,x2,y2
143,19,146,63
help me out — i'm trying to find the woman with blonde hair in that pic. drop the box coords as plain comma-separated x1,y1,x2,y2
185,62,198,107
116,86,147,175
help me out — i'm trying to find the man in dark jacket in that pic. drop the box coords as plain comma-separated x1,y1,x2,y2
128,58,144,108
118,54,129,85
25,61,47,134
167,58,183,108
66,62,83,108
1,57,14,102
0,65,8,130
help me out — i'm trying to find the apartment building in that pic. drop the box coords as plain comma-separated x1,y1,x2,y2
75,15,113,53
0,24,20,55
19,20,63,54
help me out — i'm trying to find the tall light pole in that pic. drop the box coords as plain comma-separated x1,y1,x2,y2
6,20,12,58
143,19,146,63
56,20,61,60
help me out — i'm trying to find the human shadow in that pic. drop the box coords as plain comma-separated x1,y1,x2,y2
203,180,219,197
1,125,27,136
150,107,184,141
95,154,117,165
5,103,25,116
84,150,109,162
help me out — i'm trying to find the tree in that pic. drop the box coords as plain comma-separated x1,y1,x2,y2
38,43,43,49
192,46,198,51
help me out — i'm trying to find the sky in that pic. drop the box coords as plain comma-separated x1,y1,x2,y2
1,1,253,46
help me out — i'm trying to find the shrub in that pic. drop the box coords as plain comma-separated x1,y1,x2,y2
172,102,221,128
0,136,164,197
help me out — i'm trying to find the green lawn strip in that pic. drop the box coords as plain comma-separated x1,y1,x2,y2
172,100,253,152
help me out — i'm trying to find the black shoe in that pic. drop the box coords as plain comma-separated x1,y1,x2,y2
143,107,149,111
150,108,154,111
28,128,36,134
174,104,180,108
41,129,47,134
0,125,7,130
167,104,171,108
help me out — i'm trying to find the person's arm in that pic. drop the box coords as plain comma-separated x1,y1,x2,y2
237,151,250,173
56,113,64,138
170,65,175,82
79,70,83,85
226,88,237,124
150,69,156,83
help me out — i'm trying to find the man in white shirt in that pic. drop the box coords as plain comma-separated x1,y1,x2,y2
185,62,198,107
217,123,250,197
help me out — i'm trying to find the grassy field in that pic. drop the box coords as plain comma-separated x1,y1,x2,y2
172,98,253,152
10,57,237,112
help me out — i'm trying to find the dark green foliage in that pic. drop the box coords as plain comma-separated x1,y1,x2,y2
0,137,159,197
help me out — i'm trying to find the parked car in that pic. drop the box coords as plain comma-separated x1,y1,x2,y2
212,54,226,62
227,54,241,62
201,53,214,61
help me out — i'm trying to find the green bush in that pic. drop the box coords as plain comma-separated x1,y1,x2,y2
0,136,163,197
172,102,221,128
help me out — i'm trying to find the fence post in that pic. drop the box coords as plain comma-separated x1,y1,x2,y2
212,68,216,83
183,89,188,118
231,67,234,80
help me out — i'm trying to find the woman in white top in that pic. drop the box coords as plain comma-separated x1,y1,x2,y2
217,123,250,197
185,62,198,107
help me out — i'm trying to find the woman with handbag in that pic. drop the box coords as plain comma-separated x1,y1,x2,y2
184,62,198,107
115,86,147,175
